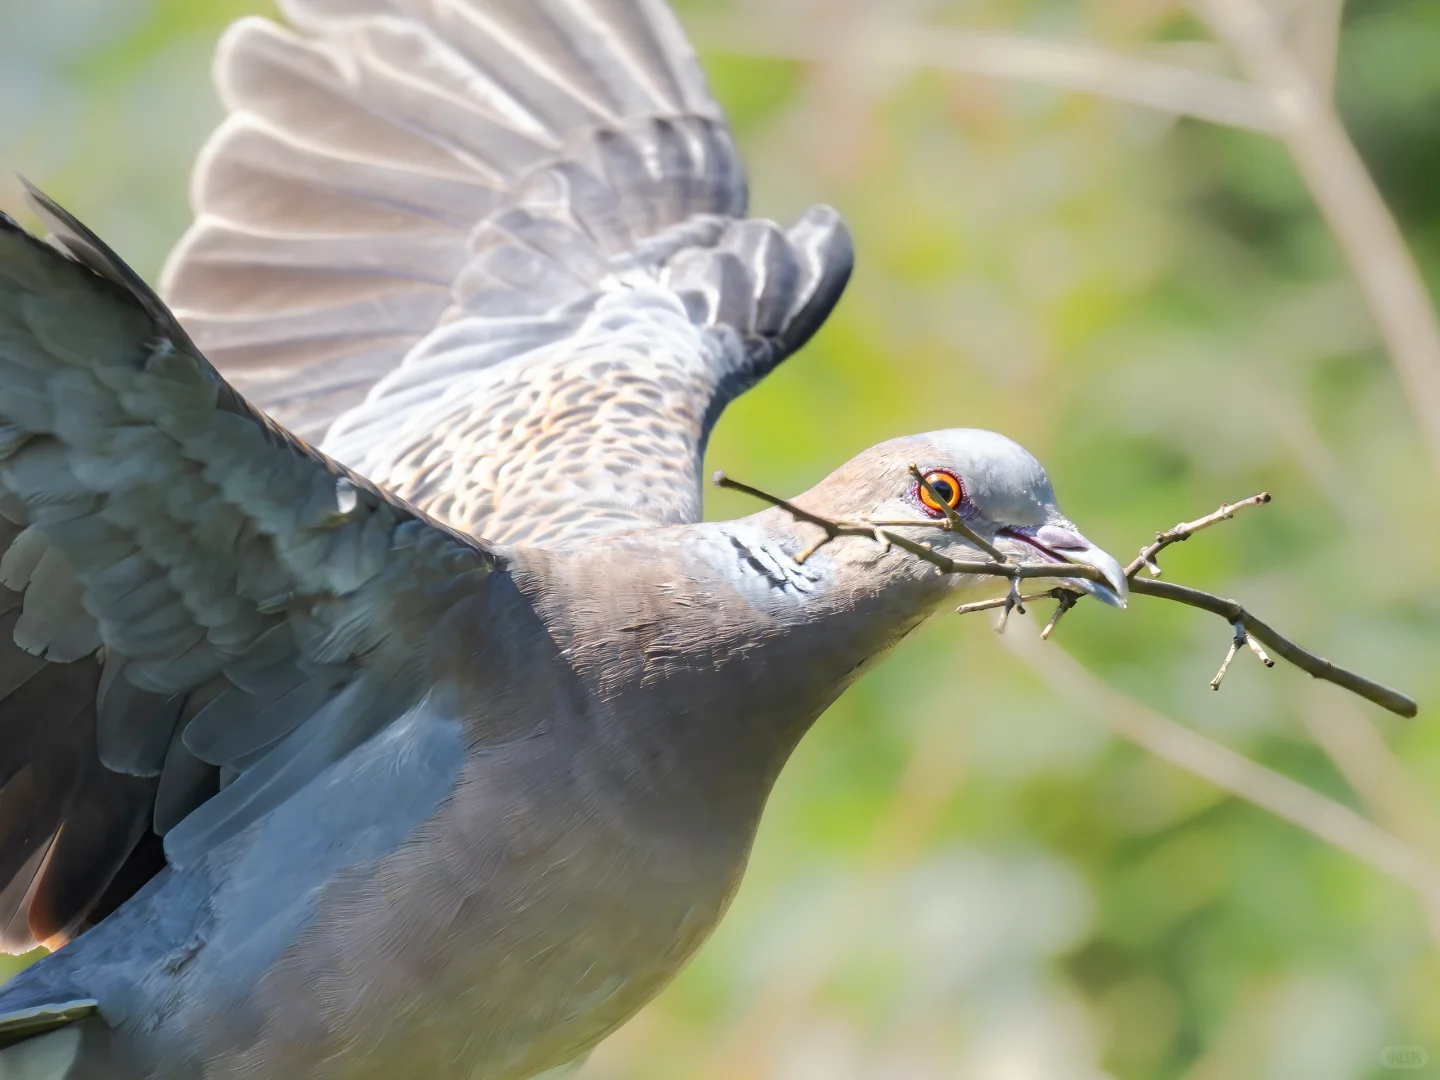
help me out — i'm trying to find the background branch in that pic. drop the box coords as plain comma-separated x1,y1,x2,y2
700,2,1440,476
690,16,1282,133
1194,0,1440,475
1001,621,1440,906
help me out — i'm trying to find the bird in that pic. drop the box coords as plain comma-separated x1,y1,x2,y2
0,0,1128,1076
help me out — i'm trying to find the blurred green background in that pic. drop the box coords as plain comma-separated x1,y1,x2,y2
3,1,1439,1077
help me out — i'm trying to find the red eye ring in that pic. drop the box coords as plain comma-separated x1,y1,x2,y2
916,469,965,517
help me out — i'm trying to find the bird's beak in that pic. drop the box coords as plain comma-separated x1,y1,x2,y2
997,522,1129,609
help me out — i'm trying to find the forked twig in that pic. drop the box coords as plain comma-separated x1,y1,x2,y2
1128,577,1411,716
1041,590,1079,640
1210,623,1246,690
716,472,1418,718
713,472,884,564
1127,492,1271,578
954,591,1058,616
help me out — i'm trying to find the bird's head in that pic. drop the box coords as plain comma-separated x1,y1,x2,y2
788,429,1128,610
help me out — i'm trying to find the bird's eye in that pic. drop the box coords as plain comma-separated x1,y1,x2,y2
917,469,964,516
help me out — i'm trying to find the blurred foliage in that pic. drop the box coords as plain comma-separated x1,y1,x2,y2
3,0,1440,1078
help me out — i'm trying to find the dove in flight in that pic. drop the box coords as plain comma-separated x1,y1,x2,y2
0,1,1126,1076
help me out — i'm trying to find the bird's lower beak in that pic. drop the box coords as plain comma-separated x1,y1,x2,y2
999,523,1129,609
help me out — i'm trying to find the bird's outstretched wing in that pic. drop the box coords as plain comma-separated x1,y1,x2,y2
161,0,853,546
0,188,497,952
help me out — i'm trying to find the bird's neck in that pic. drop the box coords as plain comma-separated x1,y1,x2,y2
502,513,953,830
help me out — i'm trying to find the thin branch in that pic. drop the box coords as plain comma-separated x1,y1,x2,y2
713,471,886,563
1206,614,1274,691
712,471,864,542
994,587,1022,632
1195,0,1440,476
1210,623,1246,690
689,16,1282,134
1278,0,1345,102
1130,577,1417,718
841,531,1099,584
1126,492,1272,578
864,518,973,528
1041,591,1079,639
1244,632,1275,667
954,589,1066,616
1112,490,1413,713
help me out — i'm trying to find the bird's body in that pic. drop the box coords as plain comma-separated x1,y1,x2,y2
0,0,1127,1075
0,518,963,1078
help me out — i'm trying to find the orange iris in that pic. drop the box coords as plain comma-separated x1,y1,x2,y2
918,470,964,514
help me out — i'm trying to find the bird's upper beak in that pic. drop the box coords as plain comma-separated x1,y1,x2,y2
997,521,1129,608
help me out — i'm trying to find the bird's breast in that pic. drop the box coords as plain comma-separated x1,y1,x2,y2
221,728,747,1080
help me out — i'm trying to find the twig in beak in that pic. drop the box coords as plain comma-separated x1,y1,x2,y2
717,470,1417,717
1126,492,1272,579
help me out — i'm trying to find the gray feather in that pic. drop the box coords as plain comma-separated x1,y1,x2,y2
182,675,342,769
0,198,497,948
95,658,182,778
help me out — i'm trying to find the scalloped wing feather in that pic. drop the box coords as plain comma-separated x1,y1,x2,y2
161,0,853,545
